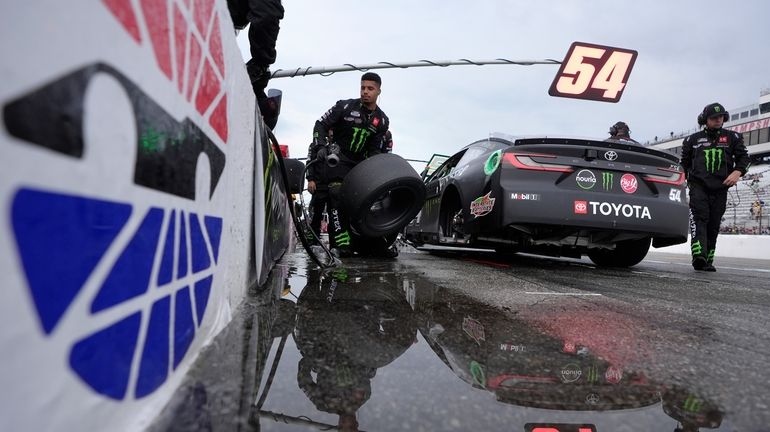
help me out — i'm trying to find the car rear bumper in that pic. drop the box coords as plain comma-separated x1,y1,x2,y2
497,182,689,238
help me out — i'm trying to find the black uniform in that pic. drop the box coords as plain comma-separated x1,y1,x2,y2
305,141,329,244
680,128,749,265
605,136,640,145
226,0,284,98
311,99,389,251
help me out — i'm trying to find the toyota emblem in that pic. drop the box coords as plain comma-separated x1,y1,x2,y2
604,151,618,161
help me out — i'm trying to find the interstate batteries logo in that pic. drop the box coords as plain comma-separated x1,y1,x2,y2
2,0,229,400
470,192,496,217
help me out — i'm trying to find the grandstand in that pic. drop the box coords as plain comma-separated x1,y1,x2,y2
721,164,770,234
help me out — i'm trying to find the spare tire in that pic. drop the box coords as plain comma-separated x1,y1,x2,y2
341,153,426,238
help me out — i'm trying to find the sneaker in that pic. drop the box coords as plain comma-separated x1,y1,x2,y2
692,256,707,271
704,264,717,272
375,246,399,259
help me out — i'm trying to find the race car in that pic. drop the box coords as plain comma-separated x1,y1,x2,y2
405,134,689,267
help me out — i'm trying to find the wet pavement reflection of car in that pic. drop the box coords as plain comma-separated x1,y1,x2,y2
150,250,731,432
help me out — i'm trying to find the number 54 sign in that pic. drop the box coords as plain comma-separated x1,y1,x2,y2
549,42,638,103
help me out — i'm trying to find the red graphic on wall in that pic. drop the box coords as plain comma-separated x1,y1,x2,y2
103,0,228,142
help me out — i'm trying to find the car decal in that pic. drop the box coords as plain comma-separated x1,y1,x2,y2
510,193,541,201
575,201,652,219
575,169,597,190
470,192,495,218
483,150,502,176
620,173,638,194
602,172,614,191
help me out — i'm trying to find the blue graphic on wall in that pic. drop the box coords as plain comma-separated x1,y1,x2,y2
11,188,223,400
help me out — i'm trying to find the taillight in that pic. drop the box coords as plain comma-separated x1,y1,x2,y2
644,167,685,186
502,152,574,173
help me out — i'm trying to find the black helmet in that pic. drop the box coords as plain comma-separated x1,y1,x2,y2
697,102,729,126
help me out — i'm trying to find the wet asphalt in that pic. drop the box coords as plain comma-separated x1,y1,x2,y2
150,243,770,432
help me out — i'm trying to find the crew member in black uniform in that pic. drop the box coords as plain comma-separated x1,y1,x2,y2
381,130,394,153
309,72,390,257
306,133,330,246
605,121,640,144
226,0,284,119
680,102,750,271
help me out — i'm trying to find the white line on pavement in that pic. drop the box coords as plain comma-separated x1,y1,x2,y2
525,292,603,296
645,260,770,273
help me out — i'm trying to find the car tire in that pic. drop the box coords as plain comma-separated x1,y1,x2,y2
341,153,426,238
440,189,463,238
587,238,651,268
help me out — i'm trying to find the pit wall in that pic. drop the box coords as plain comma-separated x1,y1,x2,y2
0,1,285,430
653,235,770,261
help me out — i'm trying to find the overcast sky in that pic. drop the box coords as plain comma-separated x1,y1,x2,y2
236,0,770,164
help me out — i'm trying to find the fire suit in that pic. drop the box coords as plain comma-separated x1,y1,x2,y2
305,140,329,244
226,0,284,98
680,128,749,264
311,99,389,251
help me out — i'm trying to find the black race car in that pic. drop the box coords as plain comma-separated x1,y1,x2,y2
405,134,689,267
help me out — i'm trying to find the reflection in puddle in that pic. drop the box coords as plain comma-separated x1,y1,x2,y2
151,252,726,431
292,264,416,430
409,276,723,431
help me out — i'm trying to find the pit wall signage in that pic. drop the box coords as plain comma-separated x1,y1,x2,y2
0,1,267,431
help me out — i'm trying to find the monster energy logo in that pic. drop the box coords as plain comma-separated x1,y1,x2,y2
707,249,715,263
336,365,354,387
335,231,351,246
350,127,371,152
683,394,703,413
140,126,185,154
602,172,614,190
703,148,724,173
691,240,702,256
586,365,599,384
470,361,486,388
332,268,349,282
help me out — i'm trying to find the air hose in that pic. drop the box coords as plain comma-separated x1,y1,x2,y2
265,128,337,269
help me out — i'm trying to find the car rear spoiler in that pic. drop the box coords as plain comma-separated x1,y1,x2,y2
512,137,681,164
